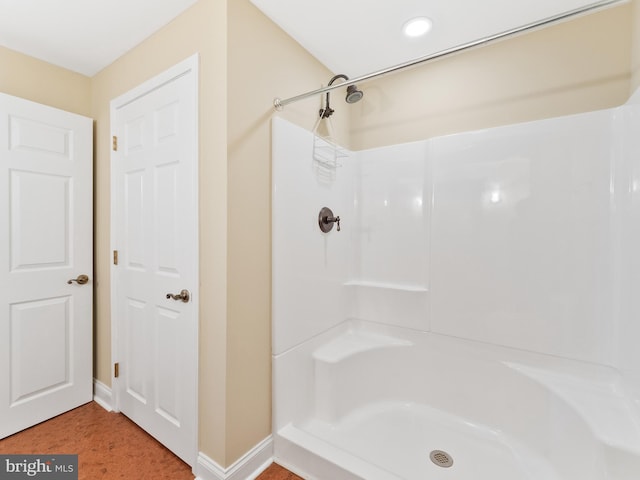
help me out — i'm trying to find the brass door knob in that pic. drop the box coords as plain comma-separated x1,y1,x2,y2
166,289,190,303
67,274,89,285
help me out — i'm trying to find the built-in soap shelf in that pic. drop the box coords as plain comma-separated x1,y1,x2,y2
343,280,428,293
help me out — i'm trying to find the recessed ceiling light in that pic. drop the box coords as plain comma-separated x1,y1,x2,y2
403,17,432,38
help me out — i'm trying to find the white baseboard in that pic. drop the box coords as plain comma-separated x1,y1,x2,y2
93,379,113,412
195,435,273,480
92,380,271,479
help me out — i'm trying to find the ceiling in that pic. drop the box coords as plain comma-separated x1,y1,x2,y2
0,0,623,78
250,0,622,78
0,0,199,76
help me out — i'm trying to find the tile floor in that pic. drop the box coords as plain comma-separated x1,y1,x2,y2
0,402,302,480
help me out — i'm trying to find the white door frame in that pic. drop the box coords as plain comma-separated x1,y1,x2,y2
109,54,199,462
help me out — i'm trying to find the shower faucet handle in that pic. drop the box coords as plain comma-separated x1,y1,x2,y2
318,207,341,233
327,215,341,231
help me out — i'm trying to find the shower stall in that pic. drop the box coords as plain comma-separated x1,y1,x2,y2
271,89,640,479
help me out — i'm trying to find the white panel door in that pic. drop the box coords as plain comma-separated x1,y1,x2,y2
111,56,198,466
0,93,93,438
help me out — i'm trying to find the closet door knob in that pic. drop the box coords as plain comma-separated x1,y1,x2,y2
166,289,190,303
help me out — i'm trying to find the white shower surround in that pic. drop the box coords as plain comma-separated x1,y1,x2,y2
271,91,640,479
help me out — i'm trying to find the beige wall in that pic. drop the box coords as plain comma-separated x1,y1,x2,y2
351,3,633,150
90,0,229,465
0,46,91,116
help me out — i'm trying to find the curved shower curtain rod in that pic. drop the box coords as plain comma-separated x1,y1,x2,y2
273,0,626,111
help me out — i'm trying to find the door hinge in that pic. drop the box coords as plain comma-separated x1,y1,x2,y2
112,135,118,151
113,250,118,265
114,362,120,378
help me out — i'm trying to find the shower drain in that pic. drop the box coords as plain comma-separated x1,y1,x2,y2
429,450,454,468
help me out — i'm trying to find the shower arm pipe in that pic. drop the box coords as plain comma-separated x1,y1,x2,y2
273,0,625,111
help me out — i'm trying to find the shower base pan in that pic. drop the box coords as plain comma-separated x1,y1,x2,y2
273,320,640,480
277,401,552,480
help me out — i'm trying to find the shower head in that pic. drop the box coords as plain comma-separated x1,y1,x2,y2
319,74,364,118
345,84,364,104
